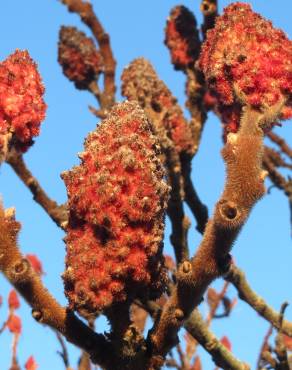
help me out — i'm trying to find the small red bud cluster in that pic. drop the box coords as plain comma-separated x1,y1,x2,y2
199,2,292,136
25,254,44,276
0,50,46,158
6,289,21,335
25,356,38,370
8,290,20,310
62,101,169,317
58,26,104,90
165,6,200,71
121,58,194,156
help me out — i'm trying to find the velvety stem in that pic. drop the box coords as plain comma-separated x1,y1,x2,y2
0,204,111,368
148,107,267,367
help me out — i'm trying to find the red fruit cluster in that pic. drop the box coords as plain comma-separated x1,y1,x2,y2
121,58,194,156
58,26,103,90
0,50,46,156
199,2,292,135
62,101,169,317
165,6,200,71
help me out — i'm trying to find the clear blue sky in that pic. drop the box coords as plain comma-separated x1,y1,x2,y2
0,1,291,369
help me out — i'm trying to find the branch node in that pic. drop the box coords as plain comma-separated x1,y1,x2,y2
219,201,239,221
32,309,43,322
11,258,30,280
181,261,192,274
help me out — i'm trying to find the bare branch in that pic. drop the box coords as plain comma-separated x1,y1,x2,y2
0,203,111,368
148,107,267,365
226,265,292,337
267,132,292,161
6,150,68,228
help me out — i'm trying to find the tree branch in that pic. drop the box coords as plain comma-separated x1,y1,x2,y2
148,106,267,366
185,310,249,370
0,203,111,368
226,264,292,337
6,150,68,229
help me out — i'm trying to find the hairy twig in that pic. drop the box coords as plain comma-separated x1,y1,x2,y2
148,106,267,366
264,146,292,170
267,132,292,161
0,203,111,368
6,150,68,228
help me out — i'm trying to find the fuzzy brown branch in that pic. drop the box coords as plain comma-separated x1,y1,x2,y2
61,0,116,111
263,146,292,200
226,264,292,337
6,150,68,228
267,132,292,161
0,203,111,368
263,153,289,191
264,146,292,170
148,106,267,367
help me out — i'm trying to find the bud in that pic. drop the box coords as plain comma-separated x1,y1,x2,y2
7,314,22,334
25,356,38,370
58,26,103,90
165,6,200,71
26,254,44,275
8,289,20,310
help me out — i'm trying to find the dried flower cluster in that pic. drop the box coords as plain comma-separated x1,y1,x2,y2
199,2,292,135
121,58,194,156
0,50,46,158
164,6,200,71
58,26,104,90
62,101,169,317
